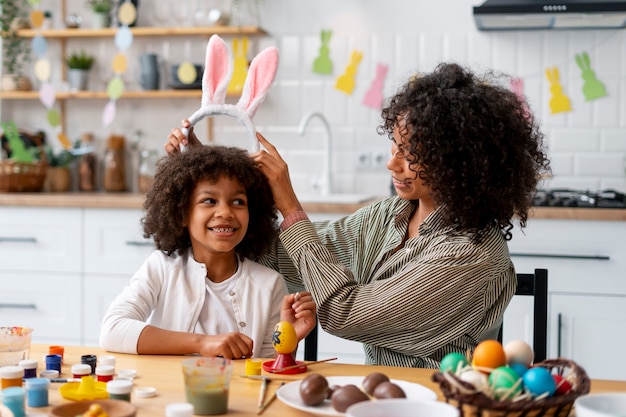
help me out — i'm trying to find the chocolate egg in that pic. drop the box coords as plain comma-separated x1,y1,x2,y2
330,384,370,412
372,381,407,399
299,373,329,406
362,372,390,395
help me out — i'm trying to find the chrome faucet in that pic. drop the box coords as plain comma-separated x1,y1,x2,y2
298,112,332,195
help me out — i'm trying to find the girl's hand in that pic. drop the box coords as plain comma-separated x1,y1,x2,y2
198,332,254,359
164,119,202,154
251,132,304,217
280,291,317,341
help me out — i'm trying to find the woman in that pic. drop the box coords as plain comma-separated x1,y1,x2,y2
166,63,550,368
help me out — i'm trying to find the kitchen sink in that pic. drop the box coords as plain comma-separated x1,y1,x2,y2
297,193,376,204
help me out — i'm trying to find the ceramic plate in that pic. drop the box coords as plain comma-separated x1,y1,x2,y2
276,376,437,416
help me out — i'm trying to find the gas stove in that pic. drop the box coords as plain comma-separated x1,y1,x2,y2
533,189,626,208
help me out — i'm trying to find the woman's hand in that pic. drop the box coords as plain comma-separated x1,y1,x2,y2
280,291,317,342
197,332,254,359
251,133,304,217
164,119,202,154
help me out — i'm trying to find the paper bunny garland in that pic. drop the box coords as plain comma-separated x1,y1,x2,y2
181,35,279,153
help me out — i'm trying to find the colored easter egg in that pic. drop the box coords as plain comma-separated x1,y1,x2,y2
509,363,528,378
488,366,522,400
552,374,572,395
523,367,556,397
272,321,297,354
460,369,488,390
504,340,534,367
472,340,506,373
440,352,468,373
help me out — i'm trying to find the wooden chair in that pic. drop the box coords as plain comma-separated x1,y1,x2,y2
498,268,549,362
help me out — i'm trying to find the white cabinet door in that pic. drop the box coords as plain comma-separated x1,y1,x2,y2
550,294,626,381
0,272,82,345
0,207,82,273
84,208,155,275
83,275,131,347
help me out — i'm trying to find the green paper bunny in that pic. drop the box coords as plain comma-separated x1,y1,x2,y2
576,52,607,101
313,29,333,75
1,121,34,163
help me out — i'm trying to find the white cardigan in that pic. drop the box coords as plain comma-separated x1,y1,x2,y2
99,249,287,358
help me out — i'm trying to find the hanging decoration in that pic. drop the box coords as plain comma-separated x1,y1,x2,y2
28,0,71,148
103,0,137,127
335,50,363,95
510,77,531,119
575,51,607,101
362,62,388,110
545,67,572,114
227,37,250,95
313,29,333,75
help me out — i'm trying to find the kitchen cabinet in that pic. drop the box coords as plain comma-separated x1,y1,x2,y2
507,217,626,380
1,19,266,136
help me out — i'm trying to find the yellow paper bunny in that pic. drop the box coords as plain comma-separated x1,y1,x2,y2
335,50,363,95
228,37,249,95
545,66,572,114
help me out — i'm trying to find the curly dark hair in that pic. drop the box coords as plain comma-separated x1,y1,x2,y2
142,145,278,259
379,62,550,242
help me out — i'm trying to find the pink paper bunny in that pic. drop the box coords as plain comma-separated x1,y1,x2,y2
181,35,279,153
362,62,388,110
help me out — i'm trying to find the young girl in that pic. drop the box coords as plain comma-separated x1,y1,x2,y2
100,145,316,359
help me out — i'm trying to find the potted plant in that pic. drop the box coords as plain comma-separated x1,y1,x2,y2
86,0,114,28
43,145,74,192
65,50,95,92
0,0,32,91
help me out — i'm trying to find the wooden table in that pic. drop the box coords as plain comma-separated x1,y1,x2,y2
24,345,626,416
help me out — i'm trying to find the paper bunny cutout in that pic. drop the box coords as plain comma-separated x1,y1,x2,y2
313,29,333,75
575,52,607,101
363,62,388,110
227,37,249,95
545,66,572,114
181,35,279,153
335,50,363,95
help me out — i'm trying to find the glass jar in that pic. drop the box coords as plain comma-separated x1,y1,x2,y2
103,135,126,192
78,133,97,191
138,149,159,193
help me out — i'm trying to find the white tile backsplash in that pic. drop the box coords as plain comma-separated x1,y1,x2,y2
3,0,626,194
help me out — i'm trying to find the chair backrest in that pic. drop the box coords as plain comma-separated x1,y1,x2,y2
498,268,549,363
304,268,549,364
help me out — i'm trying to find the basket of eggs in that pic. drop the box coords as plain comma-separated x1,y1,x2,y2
432,339,590,417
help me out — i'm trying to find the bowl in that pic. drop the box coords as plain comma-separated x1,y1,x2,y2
346,399,459,417
575,392,626,417
0,326,32,366
50,399,137,417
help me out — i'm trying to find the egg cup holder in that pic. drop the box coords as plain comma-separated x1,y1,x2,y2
432,359,590,417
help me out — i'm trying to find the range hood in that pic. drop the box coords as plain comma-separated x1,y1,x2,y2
473,0,626,30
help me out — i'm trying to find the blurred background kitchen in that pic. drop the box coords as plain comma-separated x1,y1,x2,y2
2,0,625,197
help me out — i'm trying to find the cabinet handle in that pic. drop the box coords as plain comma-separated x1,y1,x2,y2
557,313,562,357
511,252,610,260
125,240,153,247
0,303,37,309
0,237,37,243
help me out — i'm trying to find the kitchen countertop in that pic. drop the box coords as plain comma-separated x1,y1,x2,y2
1,192,626,220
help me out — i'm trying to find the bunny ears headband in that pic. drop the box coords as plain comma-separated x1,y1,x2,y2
181,35,279,153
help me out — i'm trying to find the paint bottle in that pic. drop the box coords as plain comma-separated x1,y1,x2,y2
39,370,59,379
99,355,116,367
24,377,50,407
81,354,98,374
18,359,38,379
166,403,194,417
0,366,24,389
0,386,26,417
106,379,132,402
71,364,92,379
48,345,65,364
95,365,115,382
45,354,62,374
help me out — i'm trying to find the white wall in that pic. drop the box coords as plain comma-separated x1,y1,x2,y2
3,0,626,194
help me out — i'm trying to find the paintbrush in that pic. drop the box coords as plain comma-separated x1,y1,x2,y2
257,382,285,415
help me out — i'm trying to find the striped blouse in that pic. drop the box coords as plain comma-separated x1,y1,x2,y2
260,196,516,368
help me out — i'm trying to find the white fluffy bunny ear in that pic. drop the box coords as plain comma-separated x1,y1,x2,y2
181,35,279,153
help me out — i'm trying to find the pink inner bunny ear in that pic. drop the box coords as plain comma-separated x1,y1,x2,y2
202,35,232,107
237,46,279,117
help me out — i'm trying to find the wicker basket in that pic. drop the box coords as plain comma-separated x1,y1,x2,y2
0,159,48,192
432,359,591,417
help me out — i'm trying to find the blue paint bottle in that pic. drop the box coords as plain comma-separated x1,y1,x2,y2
45,354,62,374
25,378,49,407
1,386,26,417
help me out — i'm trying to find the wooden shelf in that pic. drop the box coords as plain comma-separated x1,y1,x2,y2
17,26,267,39
0,89,203,100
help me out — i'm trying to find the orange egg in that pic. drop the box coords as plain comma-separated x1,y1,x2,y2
471,340,506,373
